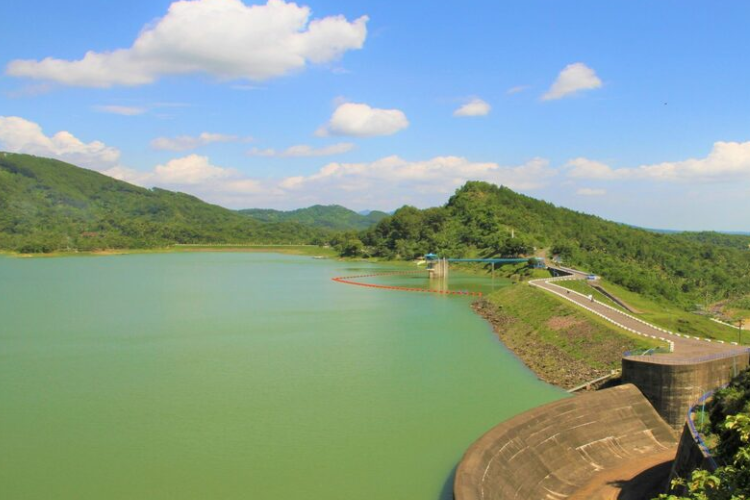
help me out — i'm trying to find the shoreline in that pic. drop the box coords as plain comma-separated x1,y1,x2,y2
0,244,340,259
471,299,611,389
469,285,658,389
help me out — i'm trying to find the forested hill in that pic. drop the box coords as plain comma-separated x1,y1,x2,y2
0,153,325,253
359,181,750,308
671,231,750,251
239,205,388,231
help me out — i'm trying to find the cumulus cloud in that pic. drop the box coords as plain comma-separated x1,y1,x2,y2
566,157,618,180
542,62,602,101
94,105,148,116
151,132,246,151
6,0,368,88
566,141,750,183
109,153,556,209
0,116,120,170
277,155,555,199
576,187,607,196
248,142,354,157
316,102,409,137
453,98,491,117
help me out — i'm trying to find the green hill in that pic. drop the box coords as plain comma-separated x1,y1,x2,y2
0,153,325,253
358,181,750,308
671,231,750,251
239,205,388,231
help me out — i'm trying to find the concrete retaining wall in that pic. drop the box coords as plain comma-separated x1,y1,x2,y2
454,384,678,500
622,353,749,429
668,422,717,494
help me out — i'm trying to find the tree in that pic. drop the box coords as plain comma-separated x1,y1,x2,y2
657,414,750,500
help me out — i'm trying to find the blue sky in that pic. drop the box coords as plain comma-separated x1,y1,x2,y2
1,0,749,230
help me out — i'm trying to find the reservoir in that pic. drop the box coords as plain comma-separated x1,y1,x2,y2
0,252,563,500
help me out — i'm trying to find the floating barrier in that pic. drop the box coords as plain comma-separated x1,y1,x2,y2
331,270,482,297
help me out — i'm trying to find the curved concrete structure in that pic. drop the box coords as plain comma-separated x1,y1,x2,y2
454,384,678,500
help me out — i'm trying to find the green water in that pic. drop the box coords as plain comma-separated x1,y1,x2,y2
0,253,563,500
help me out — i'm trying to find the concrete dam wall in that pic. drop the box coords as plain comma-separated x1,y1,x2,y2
622,351,750,429
454,384,678,500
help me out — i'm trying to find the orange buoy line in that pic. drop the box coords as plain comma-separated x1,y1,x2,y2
331,270,483,297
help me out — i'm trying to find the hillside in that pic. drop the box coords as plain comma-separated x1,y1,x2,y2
239,205,388,231
358,181,750,309
671,231,750,250
0,153,325,253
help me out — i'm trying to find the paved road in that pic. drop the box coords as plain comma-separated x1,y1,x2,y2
531,268,745,362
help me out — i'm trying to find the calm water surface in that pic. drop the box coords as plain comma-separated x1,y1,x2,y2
0,253,563,499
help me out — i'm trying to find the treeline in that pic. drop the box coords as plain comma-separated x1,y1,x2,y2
343,181,750,308
0,153,328,253
239,205,388,231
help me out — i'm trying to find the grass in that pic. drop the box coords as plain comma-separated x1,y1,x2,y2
555,279,628,312
477,282,662,388
585,278,746,344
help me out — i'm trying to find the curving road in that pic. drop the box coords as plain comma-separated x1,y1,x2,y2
530,267,745,362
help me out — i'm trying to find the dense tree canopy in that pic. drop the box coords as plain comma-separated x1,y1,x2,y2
356,181,750,308
0,153,327,252
239,205,388,231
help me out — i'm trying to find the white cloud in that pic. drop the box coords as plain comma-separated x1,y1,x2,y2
576,187,607,196
6,0,368,88
506,85,529,95
151,132,245,151
108,153,556,209
0,116,120,170
453,98,491,117
566,157,619,180
542,62,602,101
248,142,354,157
316,102,409,137
276,155,555,201
94,105,148,116
566,141,750,183
152,155,236,184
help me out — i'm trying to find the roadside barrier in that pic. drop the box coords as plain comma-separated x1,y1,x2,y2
686,387,727,471
332,270,483,297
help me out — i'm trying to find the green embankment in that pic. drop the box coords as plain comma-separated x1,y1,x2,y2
474,281,661,389
578,278,745,344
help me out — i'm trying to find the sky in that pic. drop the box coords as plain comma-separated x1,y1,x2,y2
1,0,749,231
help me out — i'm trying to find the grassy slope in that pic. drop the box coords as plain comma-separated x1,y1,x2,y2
476,281,661,389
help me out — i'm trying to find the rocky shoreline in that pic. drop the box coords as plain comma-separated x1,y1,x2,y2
472,298,620,390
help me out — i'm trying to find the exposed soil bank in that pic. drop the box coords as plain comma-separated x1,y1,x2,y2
472,284,658,389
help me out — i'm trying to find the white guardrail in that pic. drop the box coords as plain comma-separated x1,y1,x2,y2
528,275,685,352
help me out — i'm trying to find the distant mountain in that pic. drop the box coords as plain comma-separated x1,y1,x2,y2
0,153,326,253
239,205,388,231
